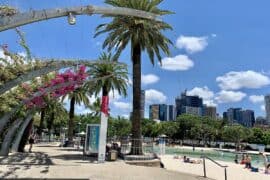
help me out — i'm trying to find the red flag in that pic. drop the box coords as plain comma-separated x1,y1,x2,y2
101,96,109,116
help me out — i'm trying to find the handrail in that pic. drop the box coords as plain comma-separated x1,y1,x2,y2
204,156,228,168
201,155,228,180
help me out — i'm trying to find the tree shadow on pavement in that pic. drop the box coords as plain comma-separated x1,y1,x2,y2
51,153,97,163
0,152,53,178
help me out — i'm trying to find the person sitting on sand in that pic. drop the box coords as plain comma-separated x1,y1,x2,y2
183,156,201,164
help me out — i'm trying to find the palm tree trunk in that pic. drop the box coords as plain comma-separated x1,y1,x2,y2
37,108,45,136
130,43,143,155
48,112,55,142
68,96,75,146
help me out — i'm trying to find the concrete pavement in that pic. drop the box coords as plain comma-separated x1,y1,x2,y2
0,143,209,180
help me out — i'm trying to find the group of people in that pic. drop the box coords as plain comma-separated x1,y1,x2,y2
234,153,270,174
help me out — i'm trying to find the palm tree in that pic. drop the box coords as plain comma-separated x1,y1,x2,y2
95,0,173,155
87,52,128,102
46,100,66,142
87,97,101,117
62,86,90,146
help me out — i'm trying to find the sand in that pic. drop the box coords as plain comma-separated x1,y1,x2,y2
160,155,270,180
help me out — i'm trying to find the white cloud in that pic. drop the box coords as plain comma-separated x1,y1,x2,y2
145,89,167,104
187,86,217,106
249,95,264,104
128,77,133,86
18,51,26,58
0,49,5,59
204,99,217,107
109,91,121,102
176,35,208,54
142,74,159,85
216,71,270,90
261,105,265,112
215,90,246,103
121,114,130,119
113,101,131,111
161,55,194,71
76,105,91,115
211,34,217,38
187,86,214,100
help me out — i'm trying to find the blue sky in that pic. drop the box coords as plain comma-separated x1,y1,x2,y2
1,0,270,118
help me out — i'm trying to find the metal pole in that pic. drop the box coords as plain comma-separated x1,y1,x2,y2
203,156,207,178
224,168,227,180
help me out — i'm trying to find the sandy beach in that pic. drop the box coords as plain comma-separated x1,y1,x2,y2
160,154,270,180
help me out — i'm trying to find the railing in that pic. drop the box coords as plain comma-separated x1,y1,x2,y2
201,155,228,180
119,138,155,155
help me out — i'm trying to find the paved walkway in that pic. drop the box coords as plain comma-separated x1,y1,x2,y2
0,143,208,180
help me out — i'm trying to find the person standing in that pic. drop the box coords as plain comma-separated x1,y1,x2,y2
29,134,35,153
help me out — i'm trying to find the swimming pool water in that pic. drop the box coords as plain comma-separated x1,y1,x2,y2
154,146,268,167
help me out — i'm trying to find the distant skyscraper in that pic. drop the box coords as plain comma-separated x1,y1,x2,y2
223,108,255,127
175,91,203,117
159,104,167,121
255,116,268,127
225,108,242,124
241,110,255,128
265,95,270,125
149,104,159,120
149,104,175,121
204,106,217,119
167,105,176,121
141,90,145,118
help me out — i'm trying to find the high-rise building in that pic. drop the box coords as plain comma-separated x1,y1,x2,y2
140,90,145,118
255,116,268,127
167,105,176,121
149,104,175,121
204,106,217,119
223,108,255,127
149,104,159,120
224,108,242,124
265,95,270,125
159,104,167,121
241,110,255,128
175,91,203,117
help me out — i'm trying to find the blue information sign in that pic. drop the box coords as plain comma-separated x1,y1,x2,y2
84,124,100,154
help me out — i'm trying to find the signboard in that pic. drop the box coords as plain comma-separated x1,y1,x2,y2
84,124,100,155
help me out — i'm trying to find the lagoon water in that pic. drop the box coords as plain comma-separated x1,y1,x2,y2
154,146,268,167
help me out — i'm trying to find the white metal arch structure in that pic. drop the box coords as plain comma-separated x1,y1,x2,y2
0,5,160,32
0,59,125,95
0,74,113,134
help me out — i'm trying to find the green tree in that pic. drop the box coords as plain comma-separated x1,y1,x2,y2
62,87,90,145
222,125,250,150
95,0,173,155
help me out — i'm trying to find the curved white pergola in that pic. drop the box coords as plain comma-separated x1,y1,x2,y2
0,5,160,32
0,59,124,95
0,74,112,134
